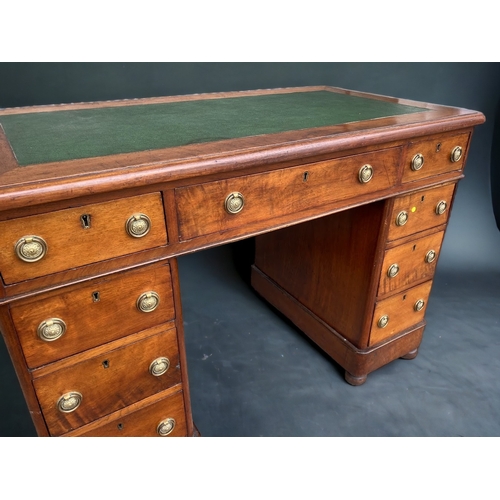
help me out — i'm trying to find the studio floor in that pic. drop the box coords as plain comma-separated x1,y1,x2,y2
1,243,499,437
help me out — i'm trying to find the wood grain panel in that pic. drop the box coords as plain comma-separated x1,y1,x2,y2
0,192,167,284
10,262,175,368
33,326,181,436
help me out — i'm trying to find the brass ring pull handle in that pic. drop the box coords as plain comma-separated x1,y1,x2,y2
15,235,47,262
411,153,424,171
425,249,437,264
37,318,67,342
125,213,151,238
395,211,409,226
414,299,426,312
157,417,176,436
435,200,448,215
57,391,82,413
387,264,400,278
358,164,374,183
136,291,160,313
377,315,389,328
149,356,170,377
451,146,463,163
225,192,245,214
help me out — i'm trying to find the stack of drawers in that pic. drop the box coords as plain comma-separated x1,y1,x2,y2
0,192,192,436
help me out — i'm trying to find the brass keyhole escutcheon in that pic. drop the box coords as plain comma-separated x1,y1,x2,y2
137,291,160,313
387,264,400,278
224,192,245,214
358,164,374,184
157,417,176,436
80,214,91,229
57,391,83,413
436,200,448,215
15,235,48,263
37,318,67,342
411,153,424,171
451,146,463,163
377,315,389,328
125,213,151,238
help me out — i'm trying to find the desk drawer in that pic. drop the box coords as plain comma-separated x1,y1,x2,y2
11,262,175,368
369,280,432,346
33,326,181,436
175,148,401,240
378,230,444,296
387,183,455,241
0,193,167,284
70,390,188,437
402,132,469,183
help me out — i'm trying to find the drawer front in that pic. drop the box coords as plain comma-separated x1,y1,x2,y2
378,230,444,296
369,280,433,346
0,193,167,284
402,132,469,183
176,148,401,240
33,327,181,436
73,390,188,437
387,183,455,241
11,262,175,368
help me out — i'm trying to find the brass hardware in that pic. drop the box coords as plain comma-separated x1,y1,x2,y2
436,143,441,152
92,291,100,302
136,291,160,313
395,211,409,226
14,235,47,262
224,192,245,214
387,264,400,278
411,153,424,171
435,200,448,215
157,417,176,436
414,299,425,312
377,315,389,328
57,391,82,413
149,357,170,376
37,318,66,342
425,249,437,263
125,213,151,238
358,164,373,183
80,214,91,229
451,146,463,163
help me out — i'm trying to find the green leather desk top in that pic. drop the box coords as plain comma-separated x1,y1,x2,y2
0,90,426,167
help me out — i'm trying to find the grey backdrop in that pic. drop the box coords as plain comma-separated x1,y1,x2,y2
0,62,499,436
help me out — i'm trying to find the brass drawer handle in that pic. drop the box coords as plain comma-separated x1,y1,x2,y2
125,213,151,238
57,391,82,413
149,356,170,377
411,153,424,171
435,200,448,215
15,235,47,262
451,146,463,163
37,318,67,342
358,164,373,183
225,192,245,214
377,315,389,328
136,291,160,313
425,249,437,264
395,211,409,226
414,299,426,312
157,417,176,436
387,264,400,278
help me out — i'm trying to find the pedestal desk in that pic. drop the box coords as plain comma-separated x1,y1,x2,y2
0,87,485,436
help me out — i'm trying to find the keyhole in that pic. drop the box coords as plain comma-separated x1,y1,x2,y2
92,291,100,302
102,360,109,369
403,294,407,301
421,195,425,202
117,423,124,430
412,245,417,251
80,214,91,229
303,171,309,182
436,143,441,152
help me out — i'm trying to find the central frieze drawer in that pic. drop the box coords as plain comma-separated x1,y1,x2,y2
10,262,175,368
0,192,167,284
175,148,401,240
33,326,181,436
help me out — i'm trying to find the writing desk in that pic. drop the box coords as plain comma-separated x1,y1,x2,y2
0,86,485,436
